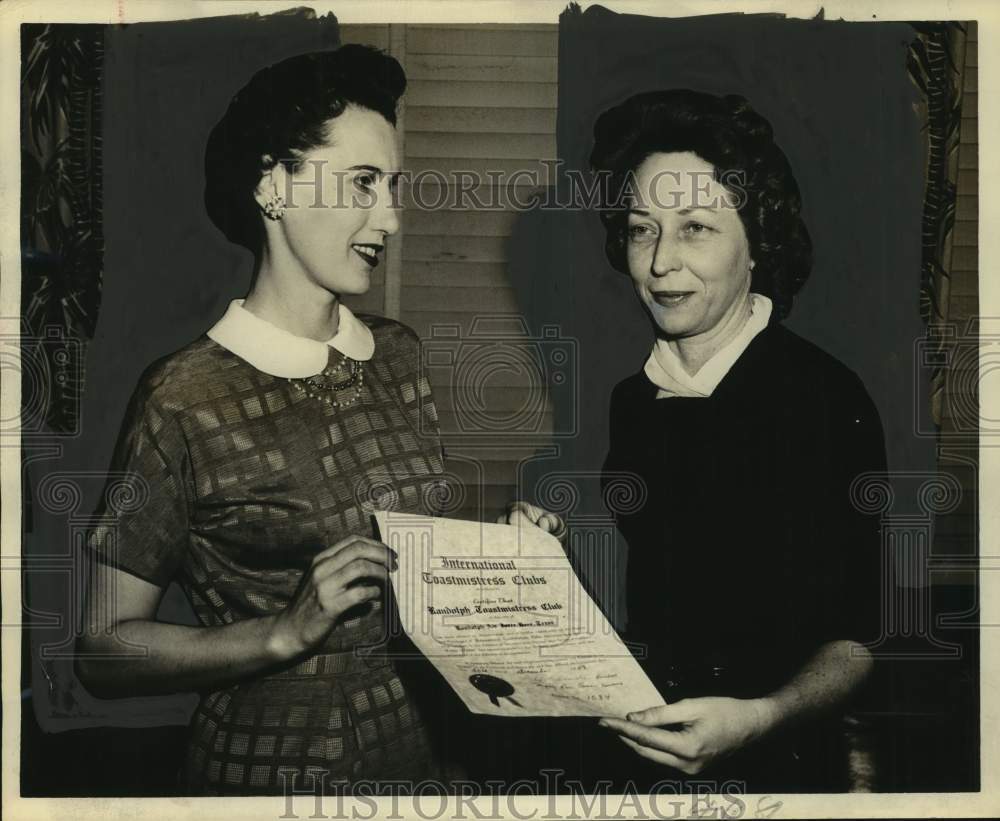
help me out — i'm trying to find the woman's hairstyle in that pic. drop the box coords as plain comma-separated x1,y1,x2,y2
590,89,811,320
204,44,406,256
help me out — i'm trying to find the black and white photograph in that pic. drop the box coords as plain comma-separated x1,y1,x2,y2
1,1,995,818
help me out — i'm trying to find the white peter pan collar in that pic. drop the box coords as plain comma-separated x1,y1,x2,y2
644,293,773,399
207,299,374,378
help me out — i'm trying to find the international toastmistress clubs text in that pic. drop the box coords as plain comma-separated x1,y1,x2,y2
421,558,549,588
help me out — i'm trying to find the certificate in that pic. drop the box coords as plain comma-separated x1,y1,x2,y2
374,512,666,718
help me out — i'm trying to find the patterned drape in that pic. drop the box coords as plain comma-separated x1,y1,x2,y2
908,22,969,426
21,24,104,435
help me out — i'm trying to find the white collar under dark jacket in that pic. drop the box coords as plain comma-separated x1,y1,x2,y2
207,299,375,378
643,293,773,399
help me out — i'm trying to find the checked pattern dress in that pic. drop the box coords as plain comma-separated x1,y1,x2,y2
88,314,463,795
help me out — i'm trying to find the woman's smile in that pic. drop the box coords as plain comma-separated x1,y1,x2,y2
351,242,384,268
650,290,696,306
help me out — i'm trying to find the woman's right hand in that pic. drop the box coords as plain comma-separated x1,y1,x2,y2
77,539,397,698
267,535,398,660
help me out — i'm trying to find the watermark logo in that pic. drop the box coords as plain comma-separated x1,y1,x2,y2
0,320,83,439
420,316,578,442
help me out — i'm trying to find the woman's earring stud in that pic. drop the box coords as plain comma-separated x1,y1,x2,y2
263,193,286,220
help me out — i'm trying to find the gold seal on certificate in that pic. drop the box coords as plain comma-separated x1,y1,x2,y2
375,512,666,718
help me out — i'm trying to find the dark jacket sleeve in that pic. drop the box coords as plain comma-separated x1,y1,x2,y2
805,370,888,649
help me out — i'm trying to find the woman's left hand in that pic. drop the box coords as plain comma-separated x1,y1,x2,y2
599,697,777,776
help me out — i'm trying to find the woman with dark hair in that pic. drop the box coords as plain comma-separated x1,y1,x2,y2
509,90,887,792
77,45,461,795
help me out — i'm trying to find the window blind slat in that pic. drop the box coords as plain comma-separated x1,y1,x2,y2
951,246,977,272
402,285,519,312
408,106,557,135
404,158,553,185
398,23,559,504
407,27,558,57
337,25,389,49
955,195,977,220
406,54,557,84
407,132,555,160
401,261,511,288
952,220,977,246
407,80,557,109
406,210,519,238
403,235,509,263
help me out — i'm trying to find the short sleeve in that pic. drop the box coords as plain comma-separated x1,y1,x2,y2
367,318,453,517
411,369,443,442
398,337,453,509
87,383,192,587
375,319,445,446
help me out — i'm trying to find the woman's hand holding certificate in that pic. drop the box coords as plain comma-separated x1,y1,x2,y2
599,697,777,775
267,535,398,659
497,500,567,542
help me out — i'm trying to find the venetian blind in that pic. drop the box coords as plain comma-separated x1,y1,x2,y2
340,24,559,520
937,22,978,583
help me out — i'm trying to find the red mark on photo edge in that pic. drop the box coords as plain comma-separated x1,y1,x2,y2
117,0,125,24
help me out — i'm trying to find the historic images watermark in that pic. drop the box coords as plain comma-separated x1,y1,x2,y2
268,160,748,214
276,769,759,821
